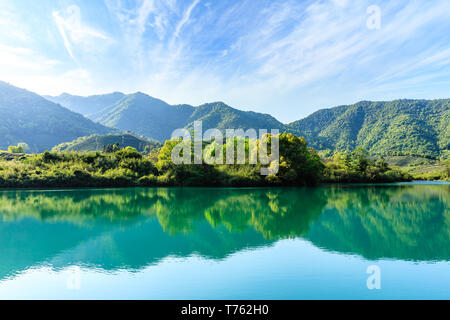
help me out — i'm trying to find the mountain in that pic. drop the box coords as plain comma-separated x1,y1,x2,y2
88,93,286,141
44,92,125,117
288,100,450,159
91,93,196,141
37,88,450,158
0,81,113,152
185,102,286,133
52,133,161,153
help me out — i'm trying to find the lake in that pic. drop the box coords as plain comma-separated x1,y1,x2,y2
0,183,449,300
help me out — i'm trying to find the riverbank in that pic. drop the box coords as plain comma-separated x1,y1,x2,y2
0,151,413,189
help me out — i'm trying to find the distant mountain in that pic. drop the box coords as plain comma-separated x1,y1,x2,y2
287,100,450,158
87,92,286,142
185,102,286,134
0,81,113,152
90,93,195,141
52,133,161,153
45,92,125,117
23,85,450,158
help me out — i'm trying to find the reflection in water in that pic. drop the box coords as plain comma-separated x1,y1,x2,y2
0,185,449,281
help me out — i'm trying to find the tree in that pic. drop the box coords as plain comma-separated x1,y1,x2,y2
8,143,28,154
353,148,370,174
103,143,120,153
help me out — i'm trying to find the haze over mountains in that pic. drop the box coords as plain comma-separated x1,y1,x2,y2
0,81,113,152
45,92,125,117
3,82,450,158
46,92,286,142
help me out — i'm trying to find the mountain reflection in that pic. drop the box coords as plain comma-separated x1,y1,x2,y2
0,184,449,279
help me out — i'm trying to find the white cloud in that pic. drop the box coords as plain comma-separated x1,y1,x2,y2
3,0,450,121
3,68,94,97
174,0,200,38
124,0,450,120
0,44,60,71
53,5,113,61
0,3,29,41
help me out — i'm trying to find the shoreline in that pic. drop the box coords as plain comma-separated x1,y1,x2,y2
0,180,447,192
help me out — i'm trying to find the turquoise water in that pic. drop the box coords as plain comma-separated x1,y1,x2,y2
0,183,449,299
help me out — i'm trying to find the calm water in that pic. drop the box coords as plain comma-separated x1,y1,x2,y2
0,183,449,300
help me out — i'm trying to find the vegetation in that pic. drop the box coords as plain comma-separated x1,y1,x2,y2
322,148,412,183
52,133,161,154
53,94,449,159
52,91,287,142
7,143,29,154
1,82,448,178
0,81,113,153
89,92,197,141
288,99,450,159
0,133,414,188
401,160,450,181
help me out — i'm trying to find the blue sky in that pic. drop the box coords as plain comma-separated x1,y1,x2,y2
1,0,450,122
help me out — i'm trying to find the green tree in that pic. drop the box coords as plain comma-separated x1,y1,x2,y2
8,144,27,154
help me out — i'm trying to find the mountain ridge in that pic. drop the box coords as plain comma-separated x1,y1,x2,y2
0,81,114,152
50,91,449,158
2,81,448,158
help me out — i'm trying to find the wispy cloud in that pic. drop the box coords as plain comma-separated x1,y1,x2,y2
0,2,29,41
2,0,450,120
53,5,113,61
174,0,200,38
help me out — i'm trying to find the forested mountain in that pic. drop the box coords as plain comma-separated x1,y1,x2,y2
91,93,196,141
86,92,286,141
0,81,113,152
185,102,286,134
3,81,449,158
287,100,450,159
44,92,125,117
52,133,161,153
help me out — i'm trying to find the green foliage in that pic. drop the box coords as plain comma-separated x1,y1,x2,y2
67,92,287,142
0,81,112,153
402,160,450,181
52,133,161,154
0,133,331,188
323,149,412,183
288,99,450,159
7,143,29,154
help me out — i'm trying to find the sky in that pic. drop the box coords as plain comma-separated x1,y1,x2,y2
1,0,450,122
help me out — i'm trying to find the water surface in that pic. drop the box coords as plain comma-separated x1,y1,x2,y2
0,183,449,299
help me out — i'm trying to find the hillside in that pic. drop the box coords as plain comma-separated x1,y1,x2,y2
37,88,450,158
0,81,113,152
45,92,125,117
87,93,286,141
52,133,161,153
288,100,450,159
185,102,286,134
91,93,195,141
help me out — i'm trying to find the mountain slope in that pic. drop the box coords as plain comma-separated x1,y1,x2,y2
0,81,113,152
185,102,286,133
42,88,449,158
288,99,450,158
92,93,195,141
90,94,286,141
45,92,125,117
52,133,161,153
